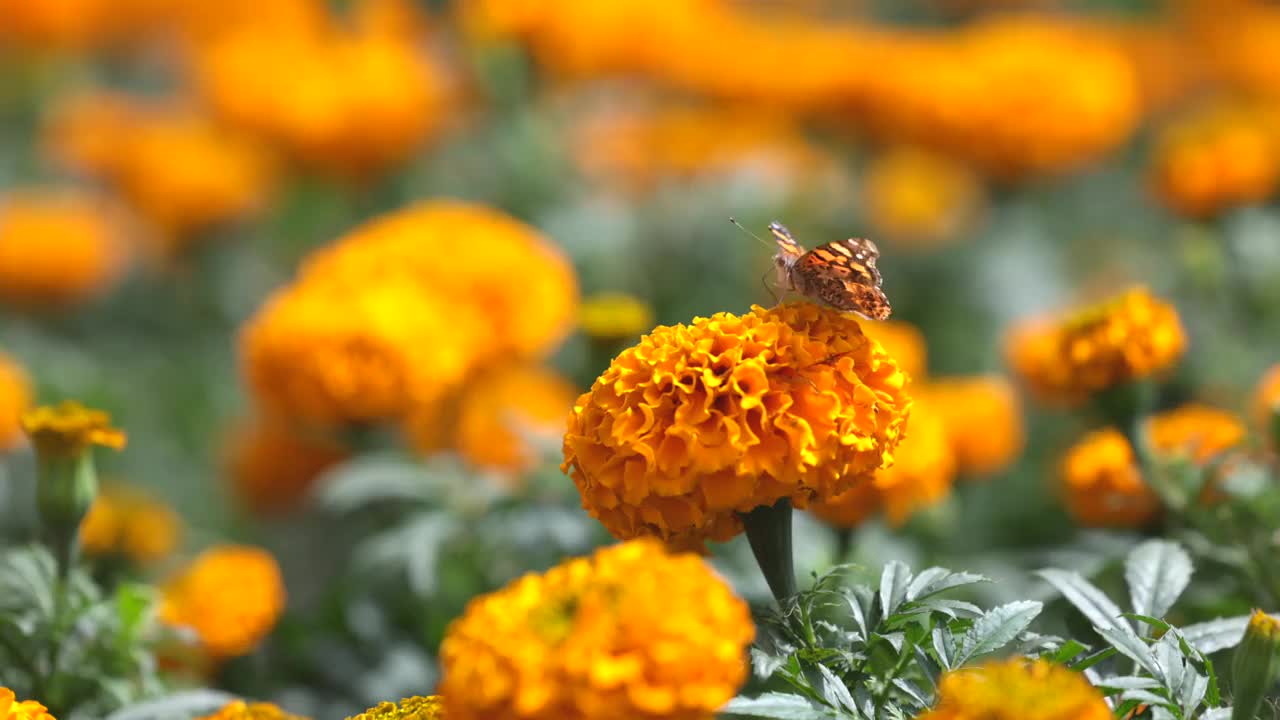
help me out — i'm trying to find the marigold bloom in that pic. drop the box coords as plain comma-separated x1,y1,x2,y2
0,190,126,308
0,352,32,451
241,278,485,426
1060,428,1159,528
196,701,308,720
224,417,349,516
579,292,656,340
80,483,182,565
1006,288,1186,404
810,404,953,528
916,657,1110,720
301,200,578,359
563,302,910,548
440,539,753,720
860,146,983,249
195,19,447,178
408,366,578,476
160,545,286,660
0,688,55,720
924,376,1024,475
1149,100,1280,218
859,320,927,382
1146,404,1246,463
347,696,443,720
0,0,149,51
20,401,127,458
1255,363,1280,432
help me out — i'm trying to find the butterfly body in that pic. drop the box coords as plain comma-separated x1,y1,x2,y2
768,221,892,320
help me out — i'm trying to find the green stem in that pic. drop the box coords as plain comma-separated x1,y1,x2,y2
741,499,797,605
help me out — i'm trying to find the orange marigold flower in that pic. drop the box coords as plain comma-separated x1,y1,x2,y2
224,417,349,516
0,688,55,720
1252,363,1280,433
916,657,1110,720
924,376,1024,475
45,92,276,248
579,292,656,341
408,366,577,476
160,545,286,660
0,190,126,308
1149,100,1280,218
562,302,910,549
240,278,486,426
0,0,145,51
0,352,32,451
440,539,753,720
196,701,308,720
1146,403,1246,464
1006,287,1186,404
80,483,182,565
20,401,127,458
860,146,983,250
810,403,954,528
860,320,928,382
194,19,447,178
347,696,443,720
1060,428,1159,528
300,200,578,359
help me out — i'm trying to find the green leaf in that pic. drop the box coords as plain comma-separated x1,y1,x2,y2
817,663,858,714
879,563,911,618
102,691,239,720
1096,676,1162,690
904,568,988,602
1051,639,1089,664
1180,616,1251,655
1037,568,1129,633
1069,646,1118,671
1096,624,1162,678
721,694,833,719
953,601,1042,666
1125,540,1192,626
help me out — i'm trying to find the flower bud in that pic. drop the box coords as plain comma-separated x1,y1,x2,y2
1231,610,1280,720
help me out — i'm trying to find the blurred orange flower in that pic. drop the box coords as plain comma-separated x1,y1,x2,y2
1149,99,1280,219
80,483,182,565
1061,428,1158,528
440,539,753,720
160,545,285,660
860,146,983,249
0,353,32,452
0,0,158,51
1147,404,1246,464
917,657,1110,720
1006,287,1186,404
859,320,928,382
224,417,349,516
1255,363,1280,433
925,376,1024,476
563,302,911,549
0,688,56,720
196,701,308,720
0,190,127,308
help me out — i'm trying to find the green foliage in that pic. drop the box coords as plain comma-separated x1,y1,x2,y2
728,563,1046,719
0,545,168,719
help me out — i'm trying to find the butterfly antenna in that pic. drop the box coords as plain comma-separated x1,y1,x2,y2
728,217,773,249
760,267,779,305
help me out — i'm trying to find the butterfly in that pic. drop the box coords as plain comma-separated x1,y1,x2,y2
767,221,892,320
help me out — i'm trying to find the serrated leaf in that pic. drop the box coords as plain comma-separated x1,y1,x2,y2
1153,634,1185,695
880,562,911,618
1125,540,1192,628
1070,646,1118,672
1052,639,1089,664
1123,688,1177,709
932,627,955,671
905,568,988,601
1180,616,1251,654
721,693,831,719
1038,568,1129,633
1096,624,1163,679
906,598,983,620
752,646,789,680
817,663,858,714
1097,676,1162,690
890,678,928,708
954,601,1042,666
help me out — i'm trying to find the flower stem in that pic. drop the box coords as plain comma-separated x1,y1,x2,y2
742,498,797,604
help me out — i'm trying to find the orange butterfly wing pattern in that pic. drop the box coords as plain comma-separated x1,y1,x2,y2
768,222,892,320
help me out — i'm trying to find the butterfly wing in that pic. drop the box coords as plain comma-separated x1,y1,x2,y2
797,238,891,320
768,221,804,261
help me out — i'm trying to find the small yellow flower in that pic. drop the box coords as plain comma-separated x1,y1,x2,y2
160,545,286,660
20,401,127,458
1006,287,1186,404
0,688,56,720
578,292,656,340
0,190,127,308
1253,363,1280,433
916,657,1111,720
440,539,753,720
563,302,911,549
0,352,32,451
810,403,954,528
224,417,349,517
1248,608,1280,640
860,146,983,249
924,376,1024,476
196,701,308,720
1060,428,1158,528
80,483,182,565
347,696,443,720
860,320,928,383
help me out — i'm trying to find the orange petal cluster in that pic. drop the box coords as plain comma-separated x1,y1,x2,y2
1060,428,1159,528
439,539,753,720
223,418,349,517
0,352,32,451
925,376,1025,476
1006,287,1186,404
916,658,1111,720
0,190,126,309
80,483,182,565
859,146,983,250
1255,363,1280,434
0,688,55,720
563,302,910,548
160,545,286,660
20,401,127,458
196,702,308,720
347,696,443,720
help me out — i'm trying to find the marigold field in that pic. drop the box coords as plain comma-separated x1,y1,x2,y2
4,1,1280,719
